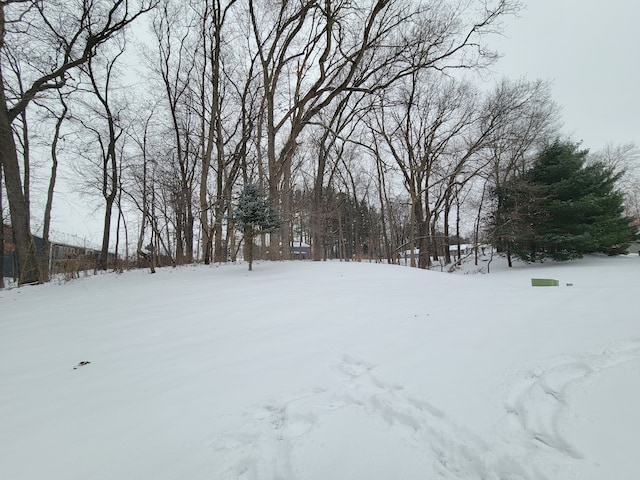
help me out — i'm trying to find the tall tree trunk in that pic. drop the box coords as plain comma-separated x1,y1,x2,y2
19,108,30,247
0,163,5,288
97,118,118,271
0,91,38,284
42,97,68,281
185,197,194,263
375,151,393,264
443,190,452,265
149,191,157,274
137,153,149,266
311,145,327,262
245,229,254,271
212,160,225,262
474,183,486,266
430,221,439,264
199,144,213,264
99,193,116,270
455,189,462,265
212,39,226,263
311,204,323,261
414,199,431,269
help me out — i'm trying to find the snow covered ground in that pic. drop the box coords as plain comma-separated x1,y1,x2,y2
1,254,639,479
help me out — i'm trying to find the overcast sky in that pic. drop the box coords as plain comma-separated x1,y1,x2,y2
45,0,640,244
491,0,639,151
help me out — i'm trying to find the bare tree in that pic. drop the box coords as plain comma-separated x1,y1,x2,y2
192,0,242,264
78,44,129,271
245,0,519,262
372,74,558,269
482,78,559,266
308,92,369,260
0,0,157,284
149,0,247,266
151,0,201,264
588,142,640,222
372,74,479,267
40,91,69,280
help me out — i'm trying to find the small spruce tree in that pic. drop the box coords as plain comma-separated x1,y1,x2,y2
233,184,281,271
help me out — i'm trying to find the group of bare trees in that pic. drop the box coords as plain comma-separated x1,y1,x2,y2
0,0,156,284
2,0,636,285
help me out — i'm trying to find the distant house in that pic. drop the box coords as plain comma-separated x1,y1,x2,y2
292,242,311,260
449,244,473,256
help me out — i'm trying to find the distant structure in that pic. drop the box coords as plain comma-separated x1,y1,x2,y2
2,224,115,280
291,242,311,260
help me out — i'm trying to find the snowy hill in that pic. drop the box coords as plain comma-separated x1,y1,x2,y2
1,255,639,479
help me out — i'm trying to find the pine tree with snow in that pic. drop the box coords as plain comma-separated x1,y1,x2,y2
233,184,281,271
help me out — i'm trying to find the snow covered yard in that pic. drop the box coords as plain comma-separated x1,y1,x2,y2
1,255,639,480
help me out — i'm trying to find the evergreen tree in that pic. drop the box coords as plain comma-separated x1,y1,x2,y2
491,141,636,262
233,184,281,271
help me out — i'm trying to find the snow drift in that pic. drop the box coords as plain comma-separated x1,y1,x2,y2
1,255,639,479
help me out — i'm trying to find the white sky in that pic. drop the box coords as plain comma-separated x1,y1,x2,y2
491,0,639,151
36,0,640,243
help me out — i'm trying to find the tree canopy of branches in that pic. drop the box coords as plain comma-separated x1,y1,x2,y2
6,0,636,286
0,0,157,284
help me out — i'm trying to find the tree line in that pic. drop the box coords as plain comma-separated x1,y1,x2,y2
1,0,637,285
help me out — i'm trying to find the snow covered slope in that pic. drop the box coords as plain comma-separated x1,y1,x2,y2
1,255,638,479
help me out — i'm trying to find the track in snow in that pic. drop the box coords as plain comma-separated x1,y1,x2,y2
211,339,640,480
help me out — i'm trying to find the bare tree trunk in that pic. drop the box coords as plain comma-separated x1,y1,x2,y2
185,197,194,263
281,154,293,260
211,42,226,263
0,98,38,284
229,217,237,262
244,229,254,271
430,221,439,265
84,54,122,271
130,110,157,271
455,188,462,265
0,51,38,284
150,190,157,274
115,201,123,272
443,190,452,265
0,0,156,284
18,108,30,247
113,153,127,272
337,208,345,261
0,163,4,288
311,138,329,261
473,183,487,266
100,191,116,270
153,3,197,266
42,96,68,281
374,148,393,264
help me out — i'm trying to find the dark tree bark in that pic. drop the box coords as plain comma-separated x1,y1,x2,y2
83,50,126,271
0,158,5,288
0,70,37,283
0,0,157,284
41,93,68,281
